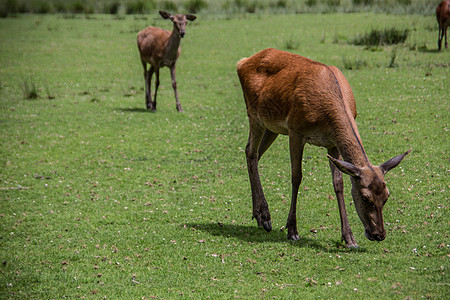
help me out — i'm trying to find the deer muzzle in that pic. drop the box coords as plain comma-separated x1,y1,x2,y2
365,228,386,241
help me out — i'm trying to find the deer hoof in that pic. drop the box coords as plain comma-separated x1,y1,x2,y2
255,218,272,232
346,243,359,249
261,220,272,232
288,234,301,241
253,209,271,232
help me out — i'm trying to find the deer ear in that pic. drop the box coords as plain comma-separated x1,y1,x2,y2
327,155,361,178
159,11,172,20
380,149,411,174
185,14,197,21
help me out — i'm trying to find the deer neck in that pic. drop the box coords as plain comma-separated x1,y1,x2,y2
164,28,181,60
334,113,371,168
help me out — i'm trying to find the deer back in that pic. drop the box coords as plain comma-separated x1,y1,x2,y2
237,48,356,142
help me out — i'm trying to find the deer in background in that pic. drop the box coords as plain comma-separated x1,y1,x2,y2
137,11,196,112
237,48,410,248
437,0,450,50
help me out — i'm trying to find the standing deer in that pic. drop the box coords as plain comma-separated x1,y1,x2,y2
237,48,410,248
437,0,450,50
137,11,196,112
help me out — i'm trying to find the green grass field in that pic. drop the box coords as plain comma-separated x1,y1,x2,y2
0,12,448,298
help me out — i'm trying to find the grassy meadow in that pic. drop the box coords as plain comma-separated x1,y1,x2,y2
0,11,449,299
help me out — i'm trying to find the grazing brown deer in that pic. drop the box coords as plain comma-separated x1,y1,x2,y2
237,48,410,248
437,0,450,50
137,11,196,112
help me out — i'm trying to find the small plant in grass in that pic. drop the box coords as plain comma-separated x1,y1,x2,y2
43,80,55,99
333,32,339,43
425,64,432,76
22,76,39,99
320,31,326,43
284,35,299,50
351,28,409,47
388,48,398,68
341,56,368,70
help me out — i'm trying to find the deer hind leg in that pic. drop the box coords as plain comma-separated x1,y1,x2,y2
170,65,183,112
286,132,305,241
151,68,159,112
438,25,443,50
245,121,272,232
328,147,358,248
142,61,152,110
445,25,448,49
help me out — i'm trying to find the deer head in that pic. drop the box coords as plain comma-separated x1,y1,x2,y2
328,150,410,242
159,11,196,38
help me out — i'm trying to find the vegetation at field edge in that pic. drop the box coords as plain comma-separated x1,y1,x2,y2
0,0,438,17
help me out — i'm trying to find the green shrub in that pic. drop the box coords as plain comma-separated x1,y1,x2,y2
284,35,299,50
159,0,177,12
125,0,156,14
351,28,409,46
0,0,18,17
352,0,373,5
272,0,287,8
71,0,85,13
33,0,51,13
341,56,368,70
22,76,39,99
327,0,340,6
53,0,68,13
105,1,121,14
185,0,207,13
388,48,398,68
398,0,411,5
231,0,259,13
126,0,145,14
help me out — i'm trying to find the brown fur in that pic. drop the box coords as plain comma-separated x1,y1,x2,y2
237,48,410,248
137,11,196,111
437,0,450,50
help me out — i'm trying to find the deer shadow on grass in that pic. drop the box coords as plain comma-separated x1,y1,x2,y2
186,222,366,254
418,48,441,53
117,107,149,113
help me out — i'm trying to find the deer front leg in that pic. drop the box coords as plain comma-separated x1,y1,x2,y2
445,26,448,49
170,65,183,112
286,133,305,241
328,148,358,248
245,122,271,232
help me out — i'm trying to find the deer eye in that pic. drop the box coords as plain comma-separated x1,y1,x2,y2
361,194,370,202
